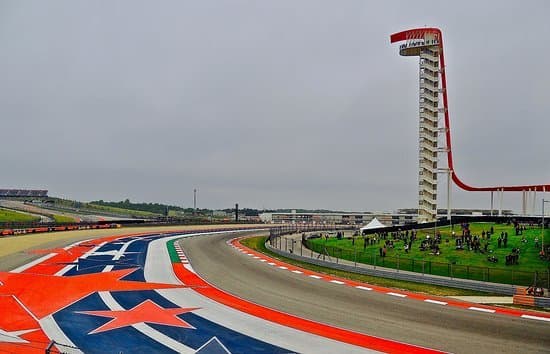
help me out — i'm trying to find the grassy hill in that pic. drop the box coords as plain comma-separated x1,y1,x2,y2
0,208,40,223
86,203,160,218
45,198,161,218
89,199,184,216
308,222,549,286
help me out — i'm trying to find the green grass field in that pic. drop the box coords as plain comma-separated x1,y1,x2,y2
86,203,160,218
45,197,160,218
0,208,40,223
52,214,78,224
308,223,550,286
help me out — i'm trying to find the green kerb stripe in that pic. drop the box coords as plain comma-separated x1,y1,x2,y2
167,240,181,263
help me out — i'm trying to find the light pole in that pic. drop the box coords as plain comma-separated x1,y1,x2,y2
193,189,197,215
542,199,549,254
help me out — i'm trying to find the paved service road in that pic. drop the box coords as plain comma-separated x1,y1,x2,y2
180,232,550,354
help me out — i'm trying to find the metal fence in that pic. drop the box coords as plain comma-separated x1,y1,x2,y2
304,239,550,288
268,225,353,242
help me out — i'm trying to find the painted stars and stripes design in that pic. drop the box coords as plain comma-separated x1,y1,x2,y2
1,232,296,354
77,300,200,334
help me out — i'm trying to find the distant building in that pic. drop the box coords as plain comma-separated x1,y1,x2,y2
259,208,514,227
0,189,48,198
259,210,416,227
212,210,228,217
397,208,514,217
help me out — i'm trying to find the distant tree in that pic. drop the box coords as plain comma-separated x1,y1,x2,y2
90,199,186,215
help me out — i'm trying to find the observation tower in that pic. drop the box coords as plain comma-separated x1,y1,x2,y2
391,28,550,222
391,30,444,223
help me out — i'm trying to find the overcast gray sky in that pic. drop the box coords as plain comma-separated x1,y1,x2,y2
1,1,549,212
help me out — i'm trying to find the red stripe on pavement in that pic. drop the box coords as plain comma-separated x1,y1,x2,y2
172,262,443,354
233,238,550,321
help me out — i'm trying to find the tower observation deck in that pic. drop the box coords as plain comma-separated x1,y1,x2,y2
391,28,550,220
394,32,442,222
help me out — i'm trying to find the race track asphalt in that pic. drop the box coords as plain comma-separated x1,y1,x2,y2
180,232,550,354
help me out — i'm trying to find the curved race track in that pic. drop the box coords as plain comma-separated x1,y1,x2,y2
2,227,409,353
180,232,550,354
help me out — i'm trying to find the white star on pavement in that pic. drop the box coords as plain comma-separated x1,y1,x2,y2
88,250,139,258
0,328,37,343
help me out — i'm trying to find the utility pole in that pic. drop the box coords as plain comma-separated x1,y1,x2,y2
193,189,197,215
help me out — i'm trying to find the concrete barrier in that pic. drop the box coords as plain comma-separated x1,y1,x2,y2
266,241,517,295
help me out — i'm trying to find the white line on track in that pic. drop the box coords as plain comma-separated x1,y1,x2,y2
521,314,550,322
387,292,407,298
468,307,495,313
54,264,77,276
329,280,345,285
233,239,550,320
40,315,83,354
12,253,55,273
355,286,372,291
424,299,447,305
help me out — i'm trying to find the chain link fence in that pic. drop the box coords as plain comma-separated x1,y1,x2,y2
304,239,550,288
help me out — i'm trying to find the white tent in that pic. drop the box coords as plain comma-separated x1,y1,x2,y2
360,218,386,232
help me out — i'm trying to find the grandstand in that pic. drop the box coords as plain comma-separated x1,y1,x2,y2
0,189,48,198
